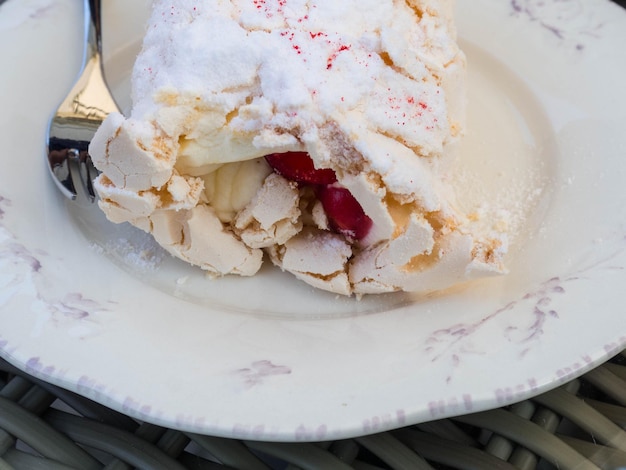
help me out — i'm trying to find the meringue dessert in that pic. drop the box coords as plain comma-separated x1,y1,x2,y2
89,0,507,296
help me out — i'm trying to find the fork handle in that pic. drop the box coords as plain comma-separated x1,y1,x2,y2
86,0,103,56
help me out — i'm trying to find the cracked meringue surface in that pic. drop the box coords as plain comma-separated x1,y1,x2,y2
89,0,507,296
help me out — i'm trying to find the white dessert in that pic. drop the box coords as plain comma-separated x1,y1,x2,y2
89,0,507,296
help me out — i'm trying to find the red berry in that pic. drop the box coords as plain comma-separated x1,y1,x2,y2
265,152,337,185
317,185,372,240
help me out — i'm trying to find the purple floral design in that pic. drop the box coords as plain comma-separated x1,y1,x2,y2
0,241,42,273
504,277,563,346
425,276,567,365
425,233,626,377
0,0,57,32
0,192,108,339
235,360,292,388
511,0,607,50
0,195,9,220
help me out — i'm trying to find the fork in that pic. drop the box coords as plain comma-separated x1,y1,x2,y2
46,0,119,203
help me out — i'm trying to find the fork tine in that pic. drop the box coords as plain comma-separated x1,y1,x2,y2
48,148,77,200
67,149,97,204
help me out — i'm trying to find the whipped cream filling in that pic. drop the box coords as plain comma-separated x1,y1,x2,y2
89,0,508,296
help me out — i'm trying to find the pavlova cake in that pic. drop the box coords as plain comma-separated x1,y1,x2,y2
89,0,507,296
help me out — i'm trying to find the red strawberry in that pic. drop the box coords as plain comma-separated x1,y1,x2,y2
265,152,337,185
317,185,372,240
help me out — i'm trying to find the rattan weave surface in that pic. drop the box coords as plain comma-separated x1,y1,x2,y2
3,352,626,469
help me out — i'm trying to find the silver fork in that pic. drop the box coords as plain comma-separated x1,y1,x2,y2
46,0,119,203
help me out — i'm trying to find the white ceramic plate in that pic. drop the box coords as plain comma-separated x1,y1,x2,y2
1,0,626,442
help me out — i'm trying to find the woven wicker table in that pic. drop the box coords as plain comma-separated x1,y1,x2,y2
3,351,626,469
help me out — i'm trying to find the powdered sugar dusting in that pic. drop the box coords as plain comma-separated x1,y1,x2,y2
131,0,459,156
91,231,166,272
454,164,546,244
